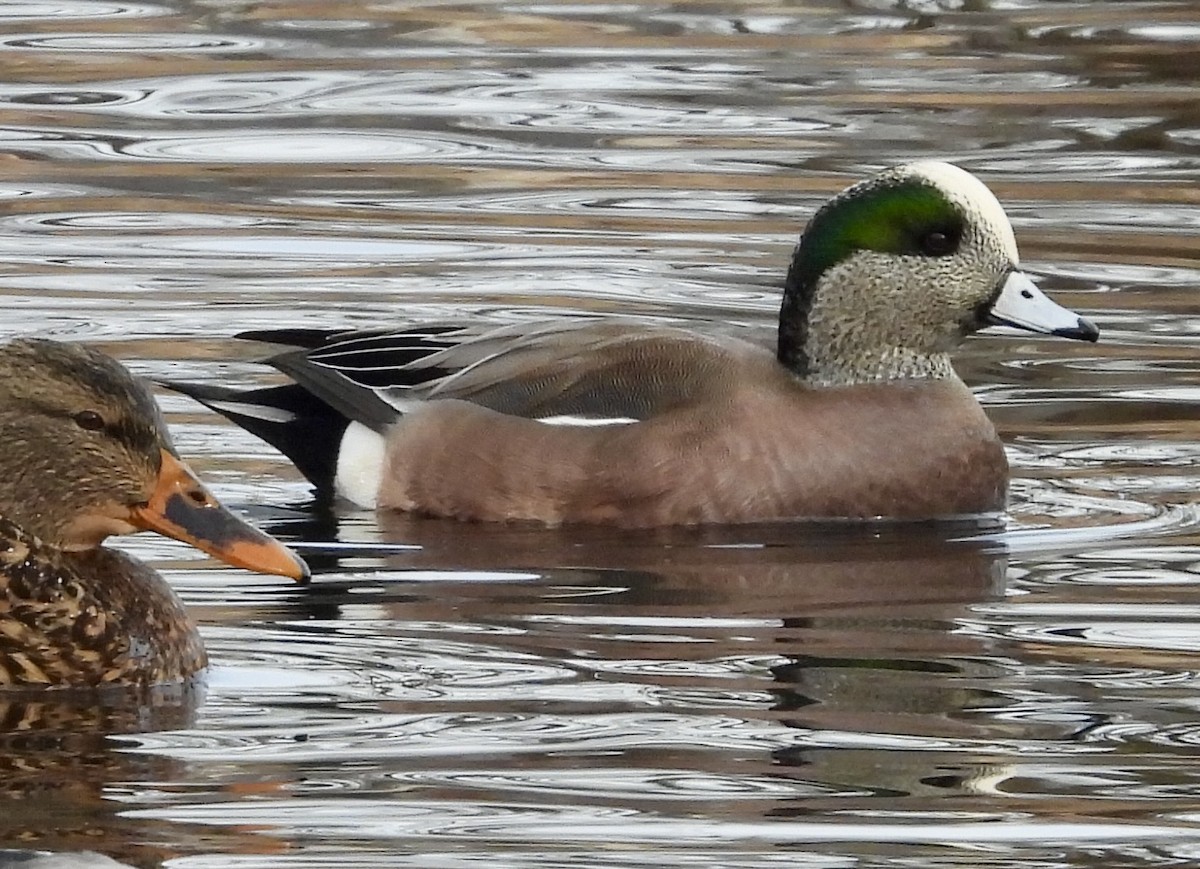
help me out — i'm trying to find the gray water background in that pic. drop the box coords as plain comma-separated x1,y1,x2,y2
2,1,1200,867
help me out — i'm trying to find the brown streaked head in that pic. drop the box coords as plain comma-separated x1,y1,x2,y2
0,338,309,581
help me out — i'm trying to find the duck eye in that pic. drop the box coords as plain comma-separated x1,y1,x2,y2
73,410,105,431
919,229,958,257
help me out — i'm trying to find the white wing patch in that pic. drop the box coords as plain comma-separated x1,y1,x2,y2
536,415,638,427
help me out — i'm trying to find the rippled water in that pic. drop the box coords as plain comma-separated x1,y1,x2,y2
2,0,1200,867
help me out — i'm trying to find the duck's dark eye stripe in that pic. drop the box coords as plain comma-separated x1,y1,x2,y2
34,404,112,435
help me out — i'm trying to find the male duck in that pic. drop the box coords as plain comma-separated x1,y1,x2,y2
0,338,308,690
172,161,1098,527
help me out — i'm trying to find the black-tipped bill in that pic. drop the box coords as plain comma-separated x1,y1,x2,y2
132,450,310,583
985,271,1099,343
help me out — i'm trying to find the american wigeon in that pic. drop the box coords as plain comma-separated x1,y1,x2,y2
171,161,1098,527
0,339,308,690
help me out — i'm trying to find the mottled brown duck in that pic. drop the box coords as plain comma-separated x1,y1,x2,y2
0,338,308,690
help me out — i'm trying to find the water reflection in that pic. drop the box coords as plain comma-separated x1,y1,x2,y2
365,514,1009,613
0,519,1016,865
0,690,199,864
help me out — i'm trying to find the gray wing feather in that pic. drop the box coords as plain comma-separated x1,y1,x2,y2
274,319,758,428
417,322,739,419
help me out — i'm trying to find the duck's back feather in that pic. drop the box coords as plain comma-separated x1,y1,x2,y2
254,321,763,425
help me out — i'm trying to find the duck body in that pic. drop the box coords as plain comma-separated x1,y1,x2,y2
180,317,1013,527
366,329,1007,526
172,161,1097,526
0,517,204,689
0,338,308,692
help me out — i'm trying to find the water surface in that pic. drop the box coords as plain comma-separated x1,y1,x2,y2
1,1,1199,867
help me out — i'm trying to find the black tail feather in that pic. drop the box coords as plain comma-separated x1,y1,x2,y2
164,380,348,493
236,325,461,352
236,328,360,349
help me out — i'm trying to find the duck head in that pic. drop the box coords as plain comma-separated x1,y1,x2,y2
0,338,308,581
778,161,1098,385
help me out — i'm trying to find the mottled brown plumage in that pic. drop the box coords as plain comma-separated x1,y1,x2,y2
0,519,204,688
0,339,307,691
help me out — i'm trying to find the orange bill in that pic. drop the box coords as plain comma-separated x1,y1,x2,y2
132,449,310,583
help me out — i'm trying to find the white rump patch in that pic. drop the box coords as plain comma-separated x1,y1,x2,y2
536,415,638,427
335,421,385,509
207,399,297,424
904,160,1019,263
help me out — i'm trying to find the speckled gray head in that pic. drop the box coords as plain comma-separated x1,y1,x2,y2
778,160,1098,386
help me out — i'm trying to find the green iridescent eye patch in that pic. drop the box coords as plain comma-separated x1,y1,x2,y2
791,179,965,290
